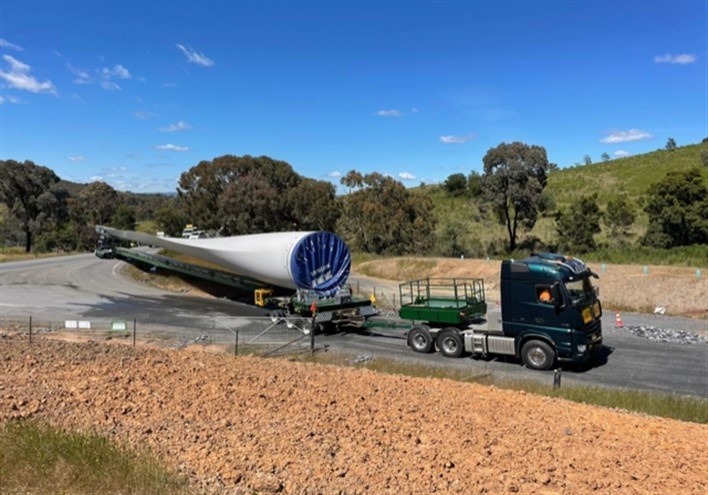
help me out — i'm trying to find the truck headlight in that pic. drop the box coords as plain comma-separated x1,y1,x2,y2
577,344,587,354
582,307,592,324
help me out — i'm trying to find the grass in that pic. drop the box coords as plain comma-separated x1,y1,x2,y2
293,352,708,424
0,420,192,495
0,246,75,263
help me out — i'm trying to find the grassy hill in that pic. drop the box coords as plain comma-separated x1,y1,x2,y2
419,141,708,256
546,142,708,212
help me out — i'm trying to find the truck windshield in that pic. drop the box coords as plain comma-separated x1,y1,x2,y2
565,277,595,306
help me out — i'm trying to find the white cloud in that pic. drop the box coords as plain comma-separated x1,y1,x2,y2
156,144,189,152
0,38,23,51
654,53,697,64
67,155,86,162
159,120,192,132
134,110,156,120
0,95,21,104
68,62,132,89
600,129,653,143
70,66,92,84
0,55,56,93
176,44,214,67
614,150,630,158
101,80,121,91
101,64,131,79
440,133,475,144
328,171,342,178
398,172,416,181
377,109,403,117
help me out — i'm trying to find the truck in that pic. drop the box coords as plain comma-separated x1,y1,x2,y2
401,253,603,370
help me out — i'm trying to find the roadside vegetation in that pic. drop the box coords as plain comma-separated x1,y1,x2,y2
1,141,706,267
295,352,708,424
0,420,192,495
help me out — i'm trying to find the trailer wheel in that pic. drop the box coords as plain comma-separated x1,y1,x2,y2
269,310,285,324
437,329,464,358
408,326,433,353
521,340,555,370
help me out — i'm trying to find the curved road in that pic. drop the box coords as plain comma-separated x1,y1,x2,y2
1,254,706,398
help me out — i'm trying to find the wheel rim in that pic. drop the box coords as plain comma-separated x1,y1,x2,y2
527,346,548,367
442,337,458,354
412,333,427,350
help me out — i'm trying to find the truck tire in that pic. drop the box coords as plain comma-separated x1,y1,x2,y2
437,329,464,358
408,326,433,353
521,340,555,370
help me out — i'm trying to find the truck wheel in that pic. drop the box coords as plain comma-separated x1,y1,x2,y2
521,340,555,370
408,326,433,353
437,329,464,358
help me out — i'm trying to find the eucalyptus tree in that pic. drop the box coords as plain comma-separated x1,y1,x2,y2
481,142,554,251
0,159,60,252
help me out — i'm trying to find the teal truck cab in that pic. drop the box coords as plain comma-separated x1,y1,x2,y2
403,253,603,370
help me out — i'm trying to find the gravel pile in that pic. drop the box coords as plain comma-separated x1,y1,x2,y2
625,326,708,345
2,336,707,495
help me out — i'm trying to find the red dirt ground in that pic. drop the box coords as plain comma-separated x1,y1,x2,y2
1,335,706,494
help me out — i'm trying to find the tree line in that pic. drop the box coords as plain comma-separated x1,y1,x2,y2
1,143,706,256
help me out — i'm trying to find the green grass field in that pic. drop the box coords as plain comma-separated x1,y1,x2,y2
0,421,192,495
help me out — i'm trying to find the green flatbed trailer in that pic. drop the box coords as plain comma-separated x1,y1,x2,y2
398,278,487,327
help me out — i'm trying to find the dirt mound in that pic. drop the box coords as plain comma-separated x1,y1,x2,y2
1,335,706,495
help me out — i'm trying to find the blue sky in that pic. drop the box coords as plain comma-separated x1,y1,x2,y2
0,0,706,193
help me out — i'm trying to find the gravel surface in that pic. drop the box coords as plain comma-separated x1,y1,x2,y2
1,335,706,495
623,325,708,345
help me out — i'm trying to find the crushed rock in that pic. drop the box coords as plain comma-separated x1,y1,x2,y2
1,336,706,495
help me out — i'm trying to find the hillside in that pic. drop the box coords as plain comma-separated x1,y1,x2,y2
421,142,708,253
546,142,708,211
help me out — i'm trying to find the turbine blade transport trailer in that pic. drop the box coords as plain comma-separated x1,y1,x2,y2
95,226,376,330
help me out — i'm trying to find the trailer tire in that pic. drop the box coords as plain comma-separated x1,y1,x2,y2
408,326,433,353
269,310,285,324
437,329,464,358
521,340,555,370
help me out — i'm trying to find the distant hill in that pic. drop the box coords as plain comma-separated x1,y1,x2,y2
546,142,708,212
417,141,708,254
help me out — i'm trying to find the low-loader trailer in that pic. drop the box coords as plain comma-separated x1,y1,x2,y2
402,253,603,370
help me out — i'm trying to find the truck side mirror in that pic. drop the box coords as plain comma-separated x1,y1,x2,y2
551,282,565,310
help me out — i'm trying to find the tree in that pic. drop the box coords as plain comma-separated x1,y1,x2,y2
481,142,553,251
338,172,435,254
443,173,467,197
583,155,592,166
604,194,635,240
642,168,708,248
285,179,339,231
467,171,483,198
155,198,188,236
178,155,338,235
0,159,60,252
110,204,137,231
665,138,677,151
601,152,610,162
72,181,119,226
555,194,602,253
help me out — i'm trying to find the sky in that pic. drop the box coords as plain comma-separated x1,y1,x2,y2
0,0,706,193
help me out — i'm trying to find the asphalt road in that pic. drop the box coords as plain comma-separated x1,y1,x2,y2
1,253,706,398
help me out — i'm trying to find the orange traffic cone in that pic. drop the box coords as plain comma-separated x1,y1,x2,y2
615,312,623,328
